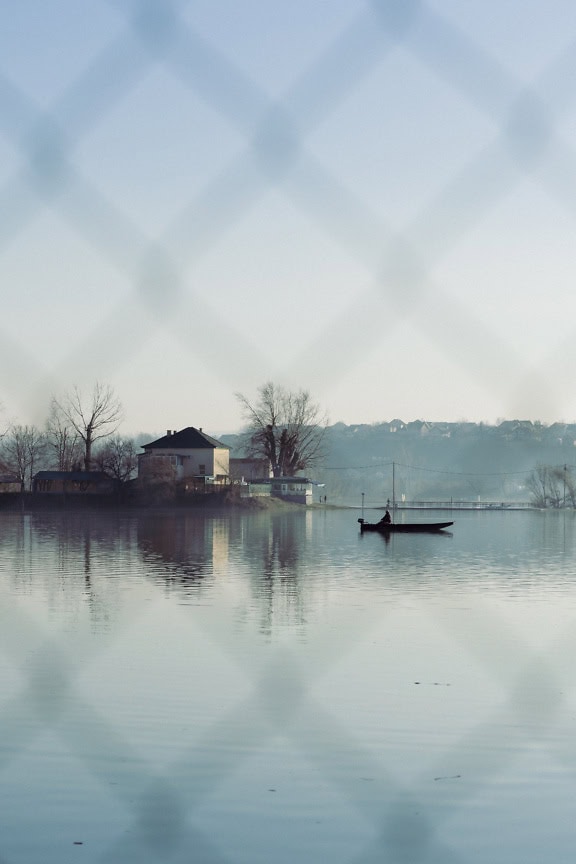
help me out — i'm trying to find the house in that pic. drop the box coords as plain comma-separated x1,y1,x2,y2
497,420,537,441
32,471,116,495
406,420,432,436
229,457,271,483
237,476,322,504
138,427,230,488
0,474,21,494
270,476,322,505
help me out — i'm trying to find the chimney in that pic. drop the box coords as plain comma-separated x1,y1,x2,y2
167,430,172,436
199,427,202,432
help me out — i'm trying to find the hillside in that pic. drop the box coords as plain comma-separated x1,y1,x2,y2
221,420,576,505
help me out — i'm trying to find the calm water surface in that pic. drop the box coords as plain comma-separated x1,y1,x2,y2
1,507,576,863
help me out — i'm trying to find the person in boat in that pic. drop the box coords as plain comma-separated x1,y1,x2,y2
380,509,392,524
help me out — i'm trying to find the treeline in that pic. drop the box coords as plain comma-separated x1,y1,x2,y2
0,383,142,492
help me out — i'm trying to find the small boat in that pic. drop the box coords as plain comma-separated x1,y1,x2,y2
358,518,453,533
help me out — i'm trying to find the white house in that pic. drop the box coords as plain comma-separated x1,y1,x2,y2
236,476,323,504
138,427,230,487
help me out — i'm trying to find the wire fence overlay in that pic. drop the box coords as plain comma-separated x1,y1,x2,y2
2,1,576,426
2,2,576,862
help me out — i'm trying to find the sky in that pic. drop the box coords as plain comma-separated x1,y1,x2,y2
2,0,576,436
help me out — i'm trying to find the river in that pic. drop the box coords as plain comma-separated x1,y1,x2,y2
1,507,575,863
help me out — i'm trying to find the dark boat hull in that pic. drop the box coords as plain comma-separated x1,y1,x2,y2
358,518,453,533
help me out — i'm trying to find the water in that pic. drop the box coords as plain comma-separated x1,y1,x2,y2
1,507,576,863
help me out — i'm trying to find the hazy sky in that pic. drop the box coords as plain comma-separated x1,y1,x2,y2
2,0,576,436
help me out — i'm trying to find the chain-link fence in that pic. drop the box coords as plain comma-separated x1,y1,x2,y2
2,508,574,863
3,0,576,426
2,1,576,861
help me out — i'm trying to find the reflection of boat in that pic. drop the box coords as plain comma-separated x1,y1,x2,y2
358,518,453,533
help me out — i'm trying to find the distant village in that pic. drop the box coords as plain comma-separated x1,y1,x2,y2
309,418,576,507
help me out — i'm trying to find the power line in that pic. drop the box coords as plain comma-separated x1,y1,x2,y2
320,460,576,478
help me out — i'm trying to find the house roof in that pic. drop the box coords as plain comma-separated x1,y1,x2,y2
142,427,230,451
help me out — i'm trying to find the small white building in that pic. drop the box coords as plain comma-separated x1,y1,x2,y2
239,478,319,504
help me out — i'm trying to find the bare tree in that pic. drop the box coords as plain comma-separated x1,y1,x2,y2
136,451,177,502
45,398,83,470
563,467,576,508
526,464,566,508
546,464,576,508
527,466,549,507
54,383,123,471
0,424,46,492
236,382,327,477
94,436,138,484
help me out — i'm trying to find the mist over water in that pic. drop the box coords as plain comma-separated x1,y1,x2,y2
1,507,575,863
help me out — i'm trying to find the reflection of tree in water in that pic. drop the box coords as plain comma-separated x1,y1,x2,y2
264,516,301,576
136,513,221,592
136,510,310,631
15,512,135,628
234,512,309,635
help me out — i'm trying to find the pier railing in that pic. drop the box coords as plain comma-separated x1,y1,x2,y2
394,500,535,511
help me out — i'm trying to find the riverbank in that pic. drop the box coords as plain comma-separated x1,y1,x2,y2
0,491,349,514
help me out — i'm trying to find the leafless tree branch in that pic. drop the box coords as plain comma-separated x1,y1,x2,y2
54,382,123,470
236,381,328,477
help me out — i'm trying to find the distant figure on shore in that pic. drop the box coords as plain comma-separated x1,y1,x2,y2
381,509,392,524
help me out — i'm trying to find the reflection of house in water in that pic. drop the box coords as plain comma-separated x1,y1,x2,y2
137,509,314,632
137,513,230,586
